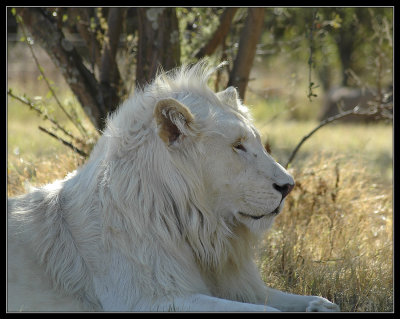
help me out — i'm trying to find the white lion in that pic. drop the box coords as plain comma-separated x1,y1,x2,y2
8,61,340,312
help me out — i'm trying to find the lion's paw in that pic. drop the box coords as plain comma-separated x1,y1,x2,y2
306,297,340,312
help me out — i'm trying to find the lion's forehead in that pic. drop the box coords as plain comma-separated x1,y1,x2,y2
216,115,258,140
170,90,259,141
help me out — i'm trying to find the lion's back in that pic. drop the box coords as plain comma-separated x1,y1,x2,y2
7,200,87,312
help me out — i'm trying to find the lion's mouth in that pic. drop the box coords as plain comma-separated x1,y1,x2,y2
239,212,265,220
239,206,280,220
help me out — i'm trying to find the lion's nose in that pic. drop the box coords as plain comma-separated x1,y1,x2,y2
273,183,295,199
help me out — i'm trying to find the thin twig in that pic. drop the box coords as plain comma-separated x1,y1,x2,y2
38,126,88,157
18,20,88,138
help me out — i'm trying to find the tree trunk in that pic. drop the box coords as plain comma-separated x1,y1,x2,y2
99,8,126,114
228,8,265,100
336,30,354,86
136,8,181,88
16,8,114,131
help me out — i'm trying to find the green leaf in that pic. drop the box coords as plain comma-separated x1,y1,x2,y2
45,90,53,99
90,17,96,31
15,14,22,24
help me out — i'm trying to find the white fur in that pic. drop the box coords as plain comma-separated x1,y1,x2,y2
7,61,339,312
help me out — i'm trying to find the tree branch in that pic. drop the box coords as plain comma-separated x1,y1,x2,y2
284,104,392,168
68,8,103,71
16,8,108,131
194,8,238,59
99,8,125,113
136,8,181,87
18,20,88,137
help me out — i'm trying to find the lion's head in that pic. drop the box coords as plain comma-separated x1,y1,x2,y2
150,62,295,233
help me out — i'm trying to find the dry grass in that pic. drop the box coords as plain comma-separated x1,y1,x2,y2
7,152,84,197
258,155,393,312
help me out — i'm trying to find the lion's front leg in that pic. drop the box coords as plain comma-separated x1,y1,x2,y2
264,287,340,312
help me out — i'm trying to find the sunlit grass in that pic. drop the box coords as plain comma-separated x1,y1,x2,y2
254,119,393,182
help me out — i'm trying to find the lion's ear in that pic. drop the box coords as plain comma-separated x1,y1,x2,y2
217,86,239,108
154,98,195,146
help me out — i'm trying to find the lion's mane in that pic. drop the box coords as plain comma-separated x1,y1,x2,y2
9,61,265,310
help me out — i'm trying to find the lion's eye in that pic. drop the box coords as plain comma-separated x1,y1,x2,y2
233,141,247,152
